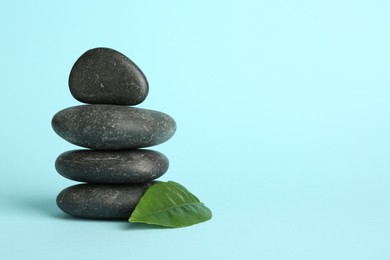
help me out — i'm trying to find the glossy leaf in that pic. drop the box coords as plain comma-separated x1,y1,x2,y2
129,181,212,228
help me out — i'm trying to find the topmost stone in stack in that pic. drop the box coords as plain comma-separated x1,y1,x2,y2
69,47,149,106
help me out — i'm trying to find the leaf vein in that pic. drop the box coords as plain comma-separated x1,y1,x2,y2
134,201,204,218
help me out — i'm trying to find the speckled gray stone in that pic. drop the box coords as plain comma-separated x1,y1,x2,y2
55,149,169,184
51,105,176,150
57,183,154,219
69,47,149,105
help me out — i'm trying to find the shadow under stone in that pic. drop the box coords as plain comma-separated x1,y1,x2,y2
5,194,59,217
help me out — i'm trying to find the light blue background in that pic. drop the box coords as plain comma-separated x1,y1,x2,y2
1,0,389,259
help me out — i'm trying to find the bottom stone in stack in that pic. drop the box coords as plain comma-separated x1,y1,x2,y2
56,183,154,219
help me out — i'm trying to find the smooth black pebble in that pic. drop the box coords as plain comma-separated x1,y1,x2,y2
69,47,149,105
51,105,176,150
56,183,154,219
55,149,169,184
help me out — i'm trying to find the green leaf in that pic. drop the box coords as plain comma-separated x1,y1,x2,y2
129,181,212,228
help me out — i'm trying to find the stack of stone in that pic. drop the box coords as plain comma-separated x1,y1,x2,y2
52,48,176,219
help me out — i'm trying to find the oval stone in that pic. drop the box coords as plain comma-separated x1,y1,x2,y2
51,105,176,150
57,183,154,219
55,149,169,184
69,47,149,105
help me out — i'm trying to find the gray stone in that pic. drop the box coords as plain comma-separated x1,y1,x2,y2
55,149,169,184
56,183,154,219
69,47,148,106
51,105,176,150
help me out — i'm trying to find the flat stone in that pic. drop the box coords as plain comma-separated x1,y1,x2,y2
55,149,169,184
57,183,154,219
51,105,176,150
69,47,148,105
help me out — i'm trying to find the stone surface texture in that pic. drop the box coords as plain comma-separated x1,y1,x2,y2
69,47,149,105
56,183,154,219
55,149,169,183
51,105,176,150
